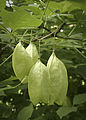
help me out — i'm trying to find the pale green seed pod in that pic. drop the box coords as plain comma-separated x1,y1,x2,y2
12,42,33,83
26,42,39,65
28,60,49,105
47,52,68,105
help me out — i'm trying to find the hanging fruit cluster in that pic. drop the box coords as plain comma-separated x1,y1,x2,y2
12,42,68,105
12,42,39,83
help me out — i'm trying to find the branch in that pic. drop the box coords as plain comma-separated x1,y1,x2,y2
32,29,85,42
0,24,16,41
0,45,13,55
32,22,66,42
34,23,86,41
38,22,66,35
55,22,66,35
0,54,12,67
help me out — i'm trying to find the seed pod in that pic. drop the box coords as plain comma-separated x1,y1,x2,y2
12,42,33,83
28,60,49,105
26,42,39,65
47,52,68,105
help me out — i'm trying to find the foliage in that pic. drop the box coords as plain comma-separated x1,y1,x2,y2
0,0,86,120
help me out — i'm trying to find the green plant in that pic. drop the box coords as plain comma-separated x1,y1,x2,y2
0,0,86,120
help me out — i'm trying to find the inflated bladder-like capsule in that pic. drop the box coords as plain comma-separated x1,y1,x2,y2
12,42,39,83
47,52,68,105
26,42,39,65
12,42,33,83
28,60,49,105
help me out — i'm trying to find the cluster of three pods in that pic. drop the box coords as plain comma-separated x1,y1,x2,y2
12,42,68,105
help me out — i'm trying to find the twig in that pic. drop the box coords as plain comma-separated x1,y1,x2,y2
55,22,66,35
67,25,86,59
0,24,15,40
33,22,66,41
0,54,13,67
74,47,86,59
0,77,26,92
19,29,28,42
37,25,86,41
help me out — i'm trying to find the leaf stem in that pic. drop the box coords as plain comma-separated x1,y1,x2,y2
30,30,33,42
74,47,86,59
0,78,26,92
37,22,65,41
19,29,28,42
68,25,76,37
67,25,86,59
0,53,13,67
0,24,16,40
39,0,63,22
38,39,41,59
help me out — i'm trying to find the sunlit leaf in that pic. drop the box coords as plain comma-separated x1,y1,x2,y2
1,7,42,30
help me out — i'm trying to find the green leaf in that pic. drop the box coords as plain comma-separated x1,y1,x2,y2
63,96,71,107
0,0,6,11
1,7,42,31
0,76,18,88
32,116,44,120
0,90,6,96
17,104,33,120
47,52,68,105
3,76,18,82
46,1,86,16
70,33,83,39
75,65,86,79
27,5,43,18
28,60,49,105
0,86,13,92
56,106,77,119
73,93,86,105
0,104,12,118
